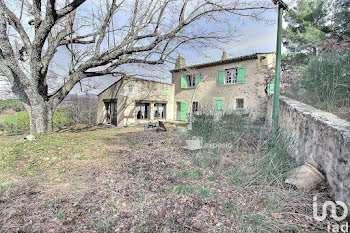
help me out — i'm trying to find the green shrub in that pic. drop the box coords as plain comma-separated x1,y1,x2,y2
16,112,29,132
0,99,23,113
53,108,74,129
300,52,350,107
189,113,265,146
0,108,75,134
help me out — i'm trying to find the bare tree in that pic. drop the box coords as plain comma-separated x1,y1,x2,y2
0,0,271,133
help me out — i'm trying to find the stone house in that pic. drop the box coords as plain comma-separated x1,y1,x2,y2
171,52,276,121
96,52,275,127
96,77,174,127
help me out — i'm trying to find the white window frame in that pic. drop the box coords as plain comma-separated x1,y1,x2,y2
154,103,166,119
225,68,238,85
135,102,150,120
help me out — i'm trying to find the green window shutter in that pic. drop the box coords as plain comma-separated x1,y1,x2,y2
214,99,223,113
180,101,187,121
163,87,169,95
181,75,187,88
237,66,246,84
195,72,200,87
269,80,275,95
218,70,225,85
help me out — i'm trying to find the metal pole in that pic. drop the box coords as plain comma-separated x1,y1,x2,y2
271,4,284,144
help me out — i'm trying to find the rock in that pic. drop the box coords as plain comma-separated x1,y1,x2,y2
23,135,36,141
183,136,203,150
285,163,324,191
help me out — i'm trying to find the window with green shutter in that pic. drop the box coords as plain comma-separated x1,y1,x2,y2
163,87,169,95
218,70,225,85
213,98,223,113
237,66,246,84
180,101,187,121
181,75,187,88
269,80,275,95
195,73,200,87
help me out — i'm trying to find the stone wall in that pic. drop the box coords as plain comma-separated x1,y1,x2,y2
172,53,275,121
267,96,350,206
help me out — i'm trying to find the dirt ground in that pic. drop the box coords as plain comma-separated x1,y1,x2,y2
0,126,337,232
0,109,16,116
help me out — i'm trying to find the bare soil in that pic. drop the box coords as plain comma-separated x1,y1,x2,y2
0,127,336,232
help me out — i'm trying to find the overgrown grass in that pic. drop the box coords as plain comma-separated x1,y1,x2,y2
0,112,27,124
254,136,298,186
0,128,111,176
0,108,77,134
185,114,320,232
0,123,332,232
0,114,17,124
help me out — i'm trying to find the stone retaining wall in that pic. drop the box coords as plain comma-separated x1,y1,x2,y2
267,96,350,206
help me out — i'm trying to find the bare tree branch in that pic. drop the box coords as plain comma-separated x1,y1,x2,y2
0,0,272,133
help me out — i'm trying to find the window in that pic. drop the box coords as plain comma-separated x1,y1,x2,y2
218,67,246,85
236,98,244,109
187,74,196,87
135,103,150,119
192,101,199,112
154,103,166,118
225,68,238,84
181,73,200,88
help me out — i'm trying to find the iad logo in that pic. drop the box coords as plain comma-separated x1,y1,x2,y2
313,196,348,221
313,196,349,232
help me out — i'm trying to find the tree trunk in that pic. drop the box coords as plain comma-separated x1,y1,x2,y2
19,92,55,134
26,103,54,134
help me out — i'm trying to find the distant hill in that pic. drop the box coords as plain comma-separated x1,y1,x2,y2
63,94,98,100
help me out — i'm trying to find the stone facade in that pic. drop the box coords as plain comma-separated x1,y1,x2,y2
171,53,275,121
267,96,350,206
96,78,174,127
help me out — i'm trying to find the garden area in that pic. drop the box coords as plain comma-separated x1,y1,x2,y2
0,115,338,232
0,97,98,135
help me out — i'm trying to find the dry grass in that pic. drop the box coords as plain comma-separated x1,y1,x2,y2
0,125,337,232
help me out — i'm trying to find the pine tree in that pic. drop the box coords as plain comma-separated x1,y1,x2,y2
282,0,330,57
332,0,350,40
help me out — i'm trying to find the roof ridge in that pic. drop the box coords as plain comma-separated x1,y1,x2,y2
170,52,275,72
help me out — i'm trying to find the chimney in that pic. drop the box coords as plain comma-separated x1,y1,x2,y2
175,54,186,69
221,51,228,60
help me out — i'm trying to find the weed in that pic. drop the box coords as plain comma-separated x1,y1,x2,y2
177,159,186,167
191,168,203,179
224,200,236,215
19,169,27,177
254,135,298,186
136,219,153,233
208,173,217,181
195,186,211,197
55,210,66,220
174,184,194,195
229,167,245,185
